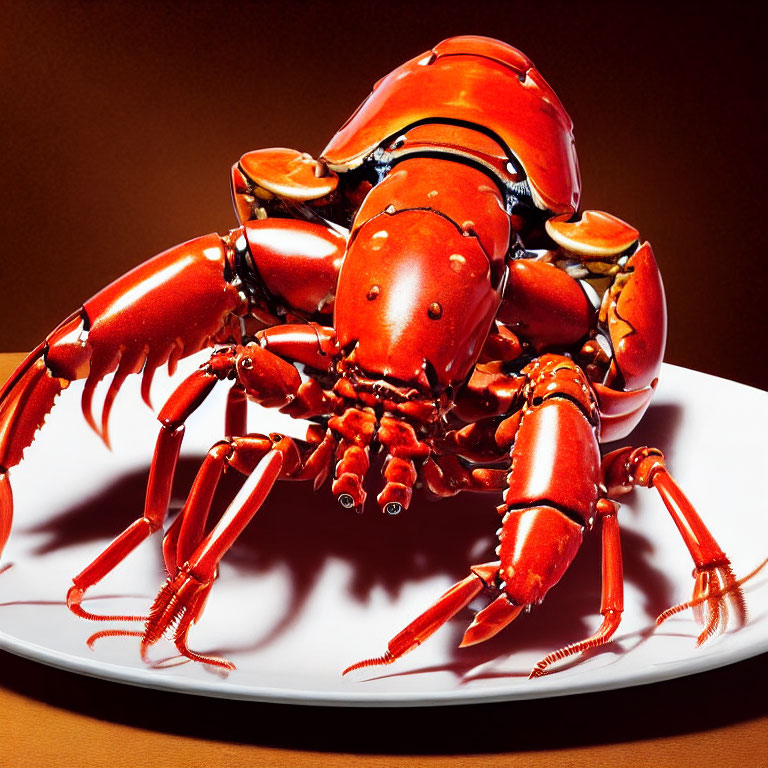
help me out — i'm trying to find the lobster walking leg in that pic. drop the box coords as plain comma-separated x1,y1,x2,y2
602,446,747,642
68,336,331,619
343,564,499,675
160,440,233,575
225,385,248,437
141,433,326,668
67,364,222,620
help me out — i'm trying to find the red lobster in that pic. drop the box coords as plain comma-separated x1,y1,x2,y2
0,36,749,676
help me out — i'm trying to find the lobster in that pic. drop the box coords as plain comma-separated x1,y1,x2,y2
0,36,750,677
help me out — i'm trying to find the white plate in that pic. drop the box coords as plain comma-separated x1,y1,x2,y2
0,359,766,706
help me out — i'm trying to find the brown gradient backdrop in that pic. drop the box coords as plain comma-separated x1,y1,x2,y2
1,0,766,391
1,4,768,764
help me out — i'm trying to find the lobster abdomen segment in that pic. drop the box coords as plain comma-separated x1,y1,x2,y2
81,233,245,387
322,36,579,214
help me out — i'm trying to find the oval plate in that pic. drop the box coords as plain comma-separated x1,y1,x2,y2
0,360,766,706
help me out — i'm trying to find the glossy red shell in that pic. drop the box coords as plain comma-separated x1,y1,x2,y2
322,35,580,215
244,219,345,315
352,157,510,269
82,235,244,384
334,209,501,388
608,242,667,391
499,260,594,351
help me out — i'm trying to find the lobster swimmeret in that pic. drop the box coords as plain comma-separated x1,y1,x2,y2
0,36,749,676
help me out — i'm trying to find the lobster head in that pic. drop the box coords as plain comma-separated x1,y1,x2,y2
333,208,502,397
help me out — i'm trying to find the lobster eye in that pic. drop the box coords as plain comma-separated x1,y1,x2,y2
385,502,403,516
427,302,442,319
366,285,380,301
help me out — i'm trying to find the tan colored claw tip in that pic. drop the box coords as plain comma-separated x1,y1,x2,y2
546,210,639,258
239,148,339,201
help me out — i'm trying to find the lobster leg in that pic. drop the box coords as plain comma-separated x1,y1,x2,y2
457,356,602,651
346,355,604,677
422,454,508,497
161,424,332,572
69,336,335,619
141,433,323,668
160,440,233,575
343,563,499,675
67,364,222,621
602,446,747,643
225,385,248,437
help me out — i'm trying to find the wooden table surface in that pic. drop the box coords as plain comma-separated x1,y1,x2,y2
1,351,766,767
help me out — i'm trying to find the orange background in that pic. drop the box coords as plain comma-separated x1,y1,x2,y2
1,1,766,389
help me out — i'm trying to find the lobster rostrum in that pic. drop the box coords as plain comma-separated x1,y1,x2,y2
0,36,750,676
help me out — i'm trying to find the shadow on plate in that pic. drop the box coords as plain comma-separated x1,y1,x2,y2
14,405,688,674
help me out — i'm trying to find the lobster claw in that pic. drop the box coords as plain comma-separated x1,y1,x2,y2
0,232,247,556
0,342,64,552
459,594,524,647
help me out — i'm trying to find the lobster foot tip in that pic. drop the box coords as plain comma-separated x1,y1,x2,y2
173,639,237,671
141,573,235,670
87,629,144,651
342,651,394,676
656,558,767,644
529,610,623,679
67,584,145,622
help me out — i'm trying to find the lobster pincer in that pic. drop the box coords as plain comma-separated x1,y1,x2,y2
0,233,245,552
0,211,346,551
